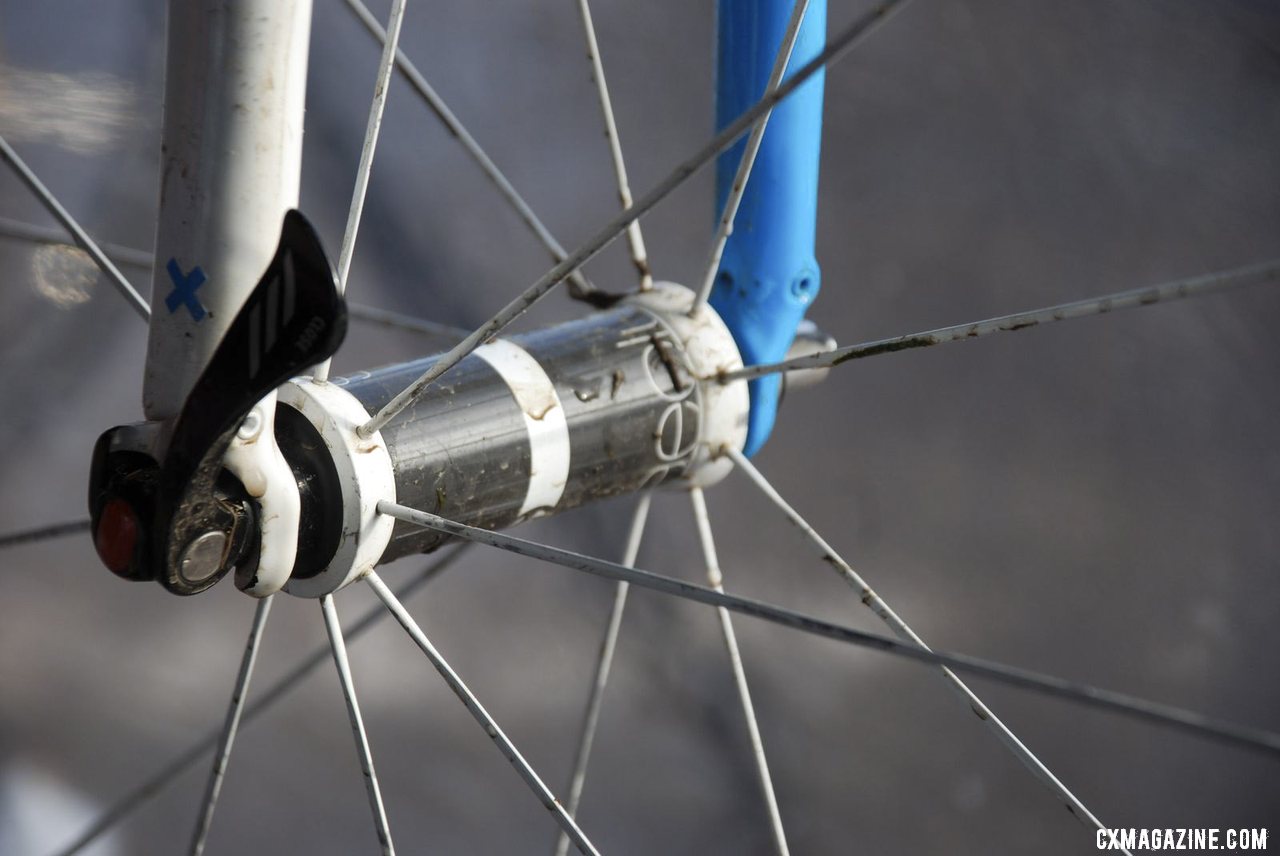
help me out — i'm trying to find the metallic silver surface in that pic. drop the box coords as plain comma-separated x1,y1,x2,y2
780,318,836,391
178,531,228,585
336,305,706,562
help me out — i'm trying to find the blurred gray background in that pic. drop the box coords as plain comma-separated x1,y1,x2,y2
2,1,1279,853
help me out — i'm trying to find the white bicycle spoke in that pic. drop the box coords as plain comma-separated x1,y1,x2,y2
722,259,1280,382
0,134,149,320
0,519,90,550
321,594,396,855
365,571,601,856
553,493,650,856
341,0,596,300
314,0,410,384
575,0,651,290
690,488,789,856
51,546,468,856
690,0,809,314
357,0,914,439
189,596,274,856
725,449,1125,847
375,499,1280,755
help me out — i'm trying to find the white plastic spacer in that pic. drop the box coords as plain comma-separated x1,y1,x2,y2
625,281,750,488
277,378,396,597
224,389,301,597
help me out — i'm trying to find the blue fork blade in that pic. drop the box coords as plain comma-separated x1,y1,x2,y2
712,0,827,456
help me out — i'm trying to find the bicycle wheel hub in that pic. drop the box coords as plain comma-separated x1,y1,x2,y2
276,281,749,597
89,276,751,598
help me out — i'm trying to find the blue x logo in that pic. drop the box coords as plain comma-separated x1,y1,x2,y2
165,258,207,322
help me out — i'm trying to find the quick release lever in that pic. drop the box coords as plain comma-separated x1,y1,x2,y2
88,211,347,595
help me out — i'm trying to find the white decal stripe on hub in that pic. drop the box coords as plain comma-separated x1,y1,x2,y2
475,339,571,516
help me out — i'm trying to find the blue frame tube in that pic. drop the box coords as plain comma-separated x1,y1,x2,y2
713,0,827,455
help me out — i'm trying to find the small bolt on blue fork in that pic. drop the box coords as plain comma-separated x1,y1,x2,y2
713,0,827,456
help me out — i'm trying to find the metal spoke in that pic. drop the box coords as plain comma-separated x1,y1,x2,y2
189,597,274,856
0,134,149,320
552,493,650,856
348,301,470,342
377,499,1280,757
321,594,396,855
725,449,1122,844
48,546,467,856
575,0,652,290
357,0,914,439
721,259,1280,383
0,216,152,269
341,0,597,301
0,519,89,550
365,571,601,856
689,488,789,856
315,0,410,384
690,0,809,314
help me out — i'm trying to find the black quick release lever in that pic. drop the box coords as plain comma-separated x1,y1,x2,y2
88,210,347,595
